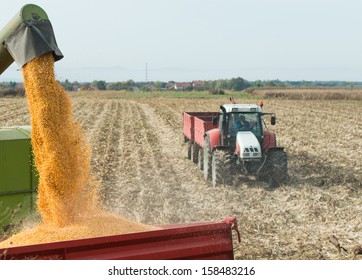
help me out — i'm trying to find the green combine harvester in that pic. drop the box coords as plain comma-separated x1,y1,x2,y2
0,126,38,234
0,4,63,234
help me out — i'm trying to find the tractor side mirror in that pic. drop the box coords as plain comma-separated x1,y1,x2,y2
212,115,218,125
271,116,276,125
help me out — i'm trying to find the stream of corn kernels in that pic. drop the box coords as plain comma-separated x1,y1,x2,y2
0,53,156,248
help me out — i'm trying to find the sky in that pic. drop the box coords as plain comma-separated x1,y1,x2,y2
1,0,362,82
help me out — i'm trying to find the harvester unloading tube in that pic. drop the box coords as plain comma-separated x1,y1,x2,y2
0,4,63,75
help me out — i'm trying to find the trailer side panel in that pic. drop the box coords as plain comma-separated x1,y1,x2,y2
0,218,237,260
183,112,218,147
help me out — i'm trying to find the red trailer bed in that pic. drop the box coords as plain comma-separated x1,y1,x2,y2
183,112,219,147
0,217,240,260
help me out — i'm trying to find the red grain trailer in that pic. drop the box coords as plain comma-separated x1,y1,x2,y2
0,217,240,260
183,112,219,166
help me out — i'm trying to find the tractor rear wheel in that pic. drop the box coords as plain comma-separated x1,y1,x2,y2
264,149,288,188
198,148,204,170
211,150,232,187
203,138,212,181
191,143,199,164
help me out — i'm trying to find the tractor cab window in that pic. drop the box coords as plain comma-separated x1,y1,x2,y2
228,112,262,137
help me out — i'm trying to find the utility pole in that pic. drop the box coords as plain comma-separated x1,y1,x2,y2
145,62,148,83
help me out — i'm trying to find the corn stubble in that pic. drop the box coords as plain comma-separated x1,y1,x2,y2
0,53,155,248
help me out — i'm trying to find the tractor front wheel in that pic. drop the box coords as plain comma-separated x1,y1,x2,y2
211,150,232,187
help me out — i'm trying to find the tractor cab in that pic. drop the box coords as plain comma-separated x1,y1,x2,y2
218,104,264,154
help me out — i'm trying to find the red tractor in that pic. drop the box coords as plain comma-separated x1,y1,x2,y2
183,101,288,187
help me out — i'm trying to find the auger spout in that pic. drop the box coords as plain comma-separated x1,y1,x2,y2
0,4,63,75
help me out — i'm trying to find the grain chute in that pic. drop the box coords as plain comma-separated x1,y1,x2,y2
0,3,63,75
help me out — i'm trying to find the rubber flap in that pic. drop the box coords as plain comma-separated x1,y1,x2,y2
4,19,63,67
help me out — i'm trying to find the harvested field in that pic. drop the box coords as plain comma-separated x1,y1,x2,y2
0,91,361,259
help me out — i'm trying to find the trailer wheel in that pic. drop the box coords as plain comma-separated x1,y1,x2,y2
264,149,288,188
191,143,199,164
198,148,204,170
187,141,192,160
212,150,232,187
203,138,212,181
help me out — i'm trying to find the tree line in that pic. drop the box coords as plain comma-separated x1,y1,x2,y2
1,77,361,95
60,78,362,91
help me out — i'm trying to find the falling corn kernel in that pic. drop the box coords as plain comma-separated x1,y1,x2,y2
0,53,156,248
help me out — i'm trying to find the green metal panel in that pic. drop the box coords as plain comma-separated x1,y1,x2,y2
0,126,37,234
0,126,30,141
0,4,48,75
0,194,33,232
0,139,32,192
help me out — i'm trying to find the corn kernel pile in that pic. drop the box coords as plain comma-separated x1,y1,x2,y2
0,53,156,248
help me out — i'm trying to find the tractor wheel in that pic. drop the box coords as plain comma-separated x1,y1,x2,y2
191,143,199,164
211,150,232,187
203,138,212,181
198,148,204,170
187,141,192,160
264,149,288,188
